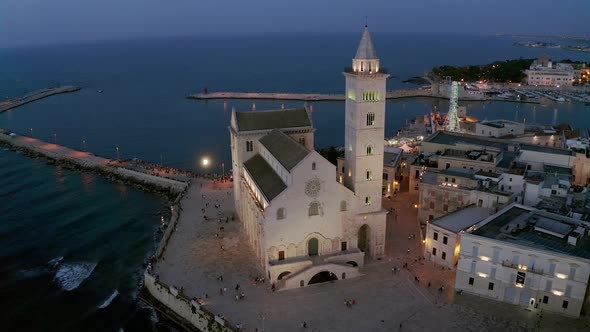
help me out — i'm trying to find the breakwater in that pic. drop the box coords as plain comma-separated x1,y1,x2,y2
0,86,81,113
188,89,437,101
0,129,188,198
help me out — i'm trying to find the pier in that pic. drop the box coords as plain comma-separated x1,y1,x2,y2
0,129,188,195
0,86,81,113
188,89,440,101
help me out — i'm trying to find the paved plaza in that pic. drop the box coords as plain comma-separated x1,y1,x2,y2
154,179,590,331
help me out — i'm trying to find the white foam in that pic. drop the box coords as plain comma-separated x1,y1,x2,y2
54,262,97,291
98,289,119,309
48,256,63,267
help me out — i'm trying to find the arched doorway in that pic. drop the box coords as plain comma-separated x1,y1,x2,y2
358,224,370,254
308,271,338,285
308,238,319,256
277,271,291,280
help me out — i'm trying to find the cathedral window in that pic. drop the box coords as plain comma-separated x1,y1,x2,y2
348,144,353,152
366,145,374,155
366,112,375,126
309,202,320,216
340,200,347,211
246,140,253,152
366,170,372,180
277,208,285,220
312,162,316,170
299,137,306,146
365,196,372,206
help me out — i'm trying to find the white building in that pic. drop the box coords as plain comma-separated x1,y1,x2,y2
229,26,388,290
456,203,590,317
424,205,490,269
474,120,525,138
526,56,574,87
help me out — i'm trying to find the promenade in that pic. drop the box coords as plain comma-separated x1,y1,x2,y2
0,86,81,113
151,181,590,331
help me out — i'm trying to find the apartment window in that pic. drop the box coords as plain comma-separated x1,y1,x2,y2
472,246,479,257
442,252,446,260
488,282,494,291
367,145,374,155
512,255,519,266
383,173,388,180
478,199,483,207
445,177,449,182
545,280,553,292
433,232,439,241
451,178,456,183
493,249,500,263
509,177,512,182
551,189,557,195
565,285,572,297
569,267,577,280
443,204,448,212
366,170,372,180
414,170,420,179
246,140,253,152
312,162,316,170
470,261,476,273
366,112,375,126
432,248,437,256
428,215,434,222
443,236,448,245
549,263,556,275
429,201,435,209
342,166,345,173
278,251,285,261
543,296,549,304
491,267,497,279
562,300,569,309
341,241,347,251
276,208,285,220
516,272,526,287
468,277,474,285
446,163,450,169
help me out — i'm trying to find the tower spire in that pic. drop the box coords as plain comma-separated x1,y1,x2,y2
355,26,377,60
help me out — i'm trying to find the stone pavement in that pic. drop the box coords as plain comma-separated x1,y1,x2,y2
154,180,590,331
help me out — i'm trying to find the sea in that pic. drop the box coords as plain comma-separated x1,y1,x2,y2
0,32,589,331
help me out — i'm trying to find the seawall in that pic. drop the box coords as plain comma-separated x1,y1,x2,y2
0,129,188,198
0,86,81,113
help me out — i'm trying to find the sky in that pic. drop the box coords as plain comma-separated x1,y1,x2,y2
1,0,589,47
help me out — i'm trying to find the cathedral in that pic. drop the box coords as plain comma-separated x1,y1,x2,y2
229,26,388,290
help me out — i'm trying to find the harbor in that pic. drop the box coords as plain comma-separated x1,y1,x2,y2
0,86,81,113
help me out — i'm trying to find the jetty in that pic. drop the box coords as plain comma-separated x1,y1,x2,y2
0,86,81,113
187,89,437,101
0,129,188,196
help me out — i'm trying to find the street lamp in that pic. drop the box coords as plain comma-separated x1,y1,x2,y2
116,146,120,160
82,140,86,151
202,157,210,167
29,128,33,137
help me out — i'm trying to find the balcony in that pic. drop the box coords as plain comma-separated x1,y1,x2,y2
501,260,545,275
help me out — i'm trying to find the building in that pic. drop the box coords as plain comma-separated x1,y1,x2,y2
526,56,575,87
424,205,490,269
456,203,590,317
382,146,403,195
474,120,525,138
417,168,513,224
229,26,388,290
573,150,590,186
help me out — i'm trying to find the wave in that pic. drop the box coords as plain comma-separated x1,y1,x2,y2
98,289,119,309
54,262,97,291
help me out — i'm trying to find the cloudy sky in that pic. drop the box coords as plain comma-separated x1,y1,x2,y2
1,0,588,47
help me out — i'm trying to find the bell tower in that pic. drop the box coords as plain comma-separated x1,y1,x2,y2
343,25,389,215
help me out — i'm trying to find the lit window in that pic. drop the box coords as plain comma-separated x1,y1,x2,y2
516,271,526,287
366,112,375,126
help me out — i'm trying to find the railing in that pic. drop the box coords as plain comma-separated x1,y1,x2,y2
501,260,545,275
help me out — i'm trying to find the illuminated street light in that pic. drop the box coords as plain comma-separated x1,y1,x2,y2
202,157,210,167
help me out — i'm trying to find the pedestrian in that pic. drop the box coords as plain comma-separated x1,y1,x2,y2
301,321,307,329
235,283,240,291
407,248,410,254
220,287,223,295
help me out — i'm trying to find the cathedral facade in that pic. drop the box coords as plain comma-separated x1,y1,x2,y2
229,26,388,289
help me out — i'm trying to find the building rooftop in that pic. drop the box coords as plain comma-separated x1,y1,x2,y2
472,204,590,260
259,129,309,171
432,205,491,233
440,168,477,179
424,131,573,156
384,147,403,167
243,154,287,202
234,108,312,132
441,148,498,162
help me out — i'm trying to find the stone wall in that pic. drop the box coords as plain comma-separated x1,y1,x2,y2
144,272,237,332
115,167,187,193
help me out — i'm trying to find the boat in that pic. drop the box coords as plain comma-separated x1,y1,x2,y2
98,90,103,93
